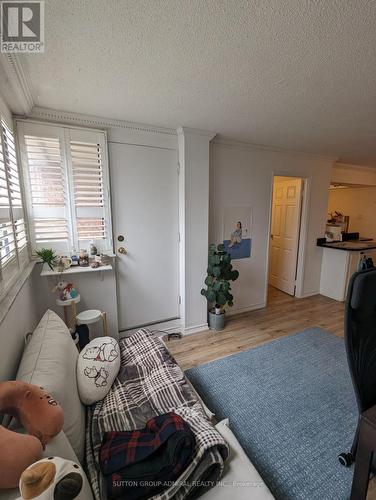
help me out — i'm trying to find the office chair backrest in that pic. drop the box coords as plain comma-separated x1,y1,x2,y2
345,268,376,413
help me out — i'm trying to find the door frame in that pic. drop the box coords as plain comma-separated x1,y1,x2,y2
265,173,311,301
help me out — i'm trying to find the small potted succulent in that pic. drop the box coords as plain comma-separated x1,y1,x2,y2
201,243,239,331
36,248,58,271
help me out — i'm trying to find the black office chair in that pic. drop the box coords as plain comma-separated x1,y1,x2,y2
339,268,376,467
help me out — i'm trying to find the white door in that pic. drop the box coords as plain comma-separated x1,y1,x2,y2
109,143,179,331
269,177,303,295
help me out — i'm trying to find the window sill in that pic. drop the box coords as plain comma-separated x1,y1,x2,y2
0,260,36,326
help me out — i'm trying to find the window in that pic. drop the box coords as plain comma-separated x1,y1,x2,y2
0,119,28,291
17,122,112,255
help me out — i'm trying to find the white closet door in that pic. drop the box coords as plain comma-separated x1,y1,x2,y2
269,178,302,295
110,143,179,331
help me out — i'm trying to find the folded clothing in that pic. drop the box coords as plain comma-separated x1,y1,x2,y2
100,412,196,499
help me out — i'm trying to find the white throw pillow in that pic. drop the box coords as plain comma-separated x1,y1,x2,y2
77,337,120,405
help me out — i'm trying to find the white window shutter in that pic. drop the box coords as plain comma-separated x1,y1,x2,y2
18,122,112,255
68,129,111,253
21,124,71,254
0,121,28,285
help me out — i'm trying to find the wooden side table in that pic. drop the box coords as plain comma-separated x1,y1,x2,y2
76,309,108,336
351,405,376,499
56,294,81,330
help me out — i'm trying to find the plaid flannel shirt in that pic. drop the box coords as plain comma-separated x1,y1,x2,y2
100,412,196,499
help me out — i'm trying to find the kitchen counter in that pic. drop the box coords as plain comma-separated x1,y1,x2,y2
318,240,376,251
319,243,376,301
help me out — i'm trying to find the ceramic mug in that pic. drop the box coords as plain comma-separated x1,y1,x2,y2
61,256,72,269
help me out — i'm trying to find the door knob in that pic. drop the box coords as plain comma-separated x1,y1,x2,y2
118,247,127,254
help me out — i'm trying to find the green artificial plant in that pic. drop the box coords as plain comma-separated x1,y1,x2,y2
36,248,58,271
201,243,239,311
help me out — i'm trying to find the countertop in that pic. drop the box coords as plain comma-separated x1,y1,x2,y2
318,240,376,251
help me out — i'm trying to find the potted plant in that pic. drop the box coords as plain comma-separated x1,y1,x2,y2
201,243,239,331
36,248,58,271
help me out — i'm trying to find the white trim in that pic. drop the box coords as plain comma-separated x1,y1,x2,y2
121,318,182,337
333,162,376,172
295,178,310,298
17,117,115,136
212,137,338,162
0,53,33,114
177,127,216,140
182,323,209,336
296,290,319,299
23,107,177,136
225,302,266,316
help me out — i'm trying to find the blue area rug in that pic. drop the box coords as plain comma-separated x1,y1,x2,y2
186,328,358,500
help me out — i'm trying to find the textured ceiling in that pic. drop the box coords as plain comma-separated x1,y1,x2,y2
19,0,376,165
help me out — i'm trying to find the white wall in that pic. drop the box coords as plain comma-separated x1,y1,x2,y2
209,142,333,313
328,187,376,239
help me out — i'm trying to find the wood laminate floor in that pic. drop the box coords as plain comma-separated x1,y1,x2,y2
167,286,376,499
167,286,345,371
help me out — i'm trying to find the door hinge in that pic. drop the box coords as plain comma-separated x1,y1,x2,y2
177,162,180,175
178,295,182,305
178,232,181,243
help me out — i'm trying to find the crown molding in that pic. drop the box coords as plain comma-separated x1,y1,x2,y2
333,162,376,171
212,137,338,162
25,107,178,136
0,53,33,114
177,126,216,140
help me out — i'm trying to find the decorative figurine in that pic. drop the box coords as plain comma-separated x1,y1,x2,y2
52,281,79,301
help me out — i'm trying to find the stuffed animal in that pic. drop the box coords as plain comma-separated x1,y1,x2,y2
18,457,85,500
0,426,43,489
0,381,64,446
52,281,79,302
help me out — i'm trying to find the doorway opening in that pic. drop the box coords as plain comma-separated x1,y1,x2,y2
268,176,305,297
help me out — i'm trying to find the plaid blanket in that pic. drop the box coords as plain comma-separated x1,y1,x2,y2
85,329,229,500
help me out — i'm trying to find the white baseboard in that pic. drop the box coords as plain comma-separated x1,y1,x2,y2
296,290,319,299
226,302,266,316
120,318,182,338
182,323,209,336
